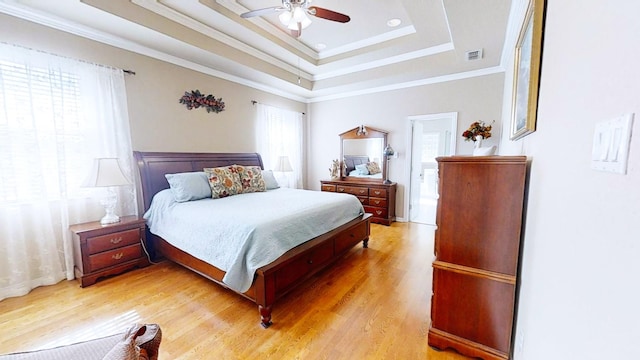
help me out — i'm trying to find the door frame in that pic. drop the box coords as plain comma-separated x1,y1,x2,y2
403,112,458,223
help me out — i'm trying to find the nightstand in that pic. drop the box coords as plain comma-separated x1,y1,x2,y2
70,215,150,287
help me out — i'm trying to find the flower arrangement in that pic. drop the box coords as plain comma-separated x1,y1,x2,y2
179,90,225,113
462,120,494,141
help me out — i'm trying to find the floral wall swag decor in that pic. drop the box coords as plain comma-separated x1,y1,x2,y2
462,121,494,141
179,90,225,113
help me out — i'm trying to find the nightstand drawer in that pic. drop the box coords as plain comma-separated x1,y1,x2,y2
369,188,387,198
87,228,141,254
89,244,143,272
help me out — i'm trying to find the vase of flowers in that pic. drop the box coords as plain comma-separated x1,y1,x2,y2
462,121,496,156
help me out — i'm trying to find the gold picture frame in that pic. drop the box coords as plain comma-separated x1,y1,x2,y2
510,0,546,140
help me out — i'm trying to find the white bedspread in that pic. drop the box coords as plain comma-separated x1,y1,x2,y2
144,188,364,293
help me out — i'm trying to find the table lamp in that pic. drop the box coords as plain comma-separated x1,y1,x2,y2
82,158,131,225
383,144,395,184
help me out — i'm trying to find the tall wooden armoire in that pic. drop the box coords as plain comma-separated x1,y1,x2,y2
428,156,528,360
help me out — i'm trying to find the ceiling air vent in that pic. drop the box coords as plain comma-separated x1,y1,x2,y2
465,49,483,61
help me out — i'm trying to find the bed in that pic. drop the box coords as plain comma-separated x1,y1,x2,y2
343,155,383,178
133,151,371,328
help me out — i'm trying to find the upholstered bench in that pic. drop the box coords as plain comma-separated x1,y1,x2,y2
0,324,161,360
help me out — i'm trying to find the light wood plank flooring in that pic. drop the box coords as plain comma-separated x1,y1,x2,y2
0,222,470,359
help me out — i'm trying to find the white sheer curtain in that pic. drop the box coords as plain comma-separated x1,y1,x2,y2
0,43,137,301
255,104,304,188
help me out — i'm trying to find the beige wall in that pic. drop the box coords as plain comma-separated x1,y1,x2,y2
308,73,506,220
0,13,306,154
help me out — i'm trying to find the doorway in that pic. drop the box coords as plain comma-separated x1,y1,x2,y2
406,113,457,225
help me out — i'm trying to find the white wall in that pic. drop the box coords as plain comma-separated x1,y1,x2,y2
503,1,640,359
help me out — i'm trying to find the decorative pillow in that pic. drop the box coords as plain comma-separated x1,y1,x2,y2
366,161,381,175
165,172,211,202
234,164,266,193
355,163,370,175
203,166,242,199
262,170,280,190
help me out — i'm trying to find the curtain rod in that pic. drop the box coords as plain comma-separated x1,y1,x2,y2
251,100,305,115
2,42,135,76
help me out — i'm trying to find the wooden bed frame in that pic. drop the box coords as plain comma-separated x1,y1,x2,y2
133,151,371,328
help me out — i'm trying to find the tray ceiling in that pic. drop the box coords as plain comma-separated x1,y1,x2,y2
0,0,512,101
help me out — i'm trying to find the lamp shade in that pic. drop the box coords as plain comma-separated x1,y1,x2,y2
273,156,293,172
82,158,131,187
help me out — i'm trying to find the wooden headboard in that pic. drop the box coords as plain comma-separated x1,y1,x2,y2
133,151,264,211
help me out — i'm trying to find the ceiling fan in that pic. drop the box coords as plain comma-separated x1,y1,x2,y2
240,0,350,38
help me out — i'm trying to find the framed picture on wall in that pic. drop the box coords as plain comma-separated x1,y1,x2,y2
510,0,546,140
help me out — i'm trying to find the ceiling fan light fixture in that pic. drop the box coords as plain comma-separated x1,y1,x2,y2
278,11,292,26
293,6,312,28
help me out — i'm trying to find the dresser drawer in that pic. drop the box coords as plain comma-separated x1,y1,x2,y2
87,228,141,254
364,205,388,219
336,185,369,197
321,184,336,192
88,244,143,272
368,197,387,208
369,188,387,198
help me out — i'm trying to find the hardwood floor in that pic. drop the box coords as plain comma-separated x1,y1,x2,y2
0,222,471,360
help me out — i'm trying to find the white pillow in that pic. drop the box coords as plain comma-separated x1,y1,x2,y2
262,170,280,190
165,172,211,202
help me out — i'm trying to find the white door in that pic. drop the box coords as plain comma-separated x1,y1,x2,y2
408,113,457,225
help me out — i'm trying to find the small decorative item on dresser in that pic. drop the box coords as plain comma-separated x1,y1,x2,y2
462,121,497,156
179,89,225,113
329,159,340,179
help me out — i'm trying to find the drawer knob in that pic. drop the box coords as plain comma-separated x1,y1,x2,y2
307,259,313,265
376,210,383,215
112,252,124,260
374,191,381,195
110,237,123,244
374,200,380,205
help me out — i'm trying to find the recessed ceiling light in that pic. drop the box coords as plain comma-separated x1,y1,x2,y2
387,18,401,27
315,43,327,50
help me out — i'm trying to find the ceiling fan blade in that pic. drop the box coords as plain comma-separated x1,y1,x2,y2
308,6,350,23
240,6,285,19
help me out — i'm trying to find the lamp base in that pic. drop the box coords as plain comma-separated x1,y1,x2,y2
383,179,392,185
100,187,121,225
100,213,121,225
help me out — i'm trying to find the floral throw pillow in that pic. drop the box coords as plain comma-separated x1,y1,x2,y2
204,166,242,199
235,165,266,193
366,161,381,175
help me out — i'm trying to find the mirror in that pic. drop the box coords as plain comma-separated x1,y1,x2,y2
340,126,388,182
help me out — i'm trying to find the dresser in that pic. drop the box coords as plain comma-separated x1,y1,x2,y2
70,216,150,287
428,156,527,360
320,180,396,225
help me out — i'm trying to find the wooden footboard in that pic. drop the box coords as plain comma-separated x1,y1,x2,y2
151,213,371,328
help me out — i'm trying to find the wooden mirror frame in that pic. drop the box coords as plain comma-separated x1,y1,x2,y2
339,126,388,183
